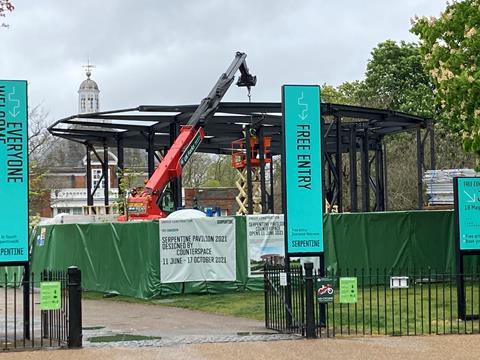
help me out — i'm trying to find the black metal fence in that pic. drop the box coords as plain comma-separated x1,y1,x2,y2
264,264,480,338
1,266,82,351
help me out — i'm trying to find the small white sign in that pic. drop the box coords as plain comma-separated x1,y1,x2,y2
279,272,287,286
390,276,409,289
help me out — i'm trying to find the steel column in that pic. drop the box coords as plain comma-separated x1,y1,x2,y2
170,122,182,209
245,126,253,214
375,141,385,211
429,120,436,170
335,116,343,212
86,144,93,206
258,126,267,213
103,144,109,210
269,155,274,213
116,136,124,196
361,127,370,212
147,131,155,178
383,141,388,211
349,125,358,212
416,128,424,210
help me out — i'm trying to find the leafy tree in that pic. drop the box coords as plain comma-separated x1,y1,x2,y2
321,81,364,106
411,0,480,167
182,153,213,188
360,40,435,117
0,0,14,28
205,155,237,187
28,106,54,219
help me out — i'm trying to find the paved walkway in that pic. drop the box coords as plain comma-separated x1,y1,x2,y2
81,297,296,346
4,334,480,359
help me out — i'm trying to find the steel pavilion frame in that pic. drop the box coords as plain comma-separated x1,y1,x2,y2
48,101,435,214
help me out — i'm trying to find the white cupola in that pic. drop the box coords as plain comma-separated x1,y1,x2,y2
78,64,100,114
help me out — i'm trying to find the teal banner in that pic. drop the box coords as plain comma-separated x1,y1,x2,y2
0,80,29,263
456,177,480,251
282,85,323,254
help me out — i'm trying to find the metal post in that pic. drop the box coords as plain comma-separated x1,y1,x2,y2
375,141,385,211
304,262,316,339
361,127,370,212
321,117,327,213
319,253,326,326
103,144,109,212
245,126,253,214
269,155,274,213
335,116,343,212
147,131,155,178
258,127,267,213
383,141,388,211
349,125,357,212
86,144,93,207
429,120,436,170
67,267,82,348
116,136,124,196
416,128,424,210
23,263,30,340
170,122,182,209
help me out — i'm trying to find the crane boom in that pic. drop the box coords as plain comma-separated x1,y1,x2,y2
120,51,256,220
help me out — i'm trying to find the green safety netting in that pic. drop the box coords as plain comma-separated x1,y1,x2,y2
27,210,478,299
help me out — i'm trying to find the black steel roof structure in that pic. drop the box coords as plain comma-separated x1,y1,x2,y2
49,102,428,155
48,101,435,214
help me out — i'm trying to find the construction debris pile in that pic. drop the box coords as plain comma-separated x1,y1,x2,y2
424,169,479,205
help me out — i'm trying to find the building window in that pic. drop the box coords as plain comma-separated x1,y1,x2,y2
72,208,82,215
81,98,86,111
92,168,106,190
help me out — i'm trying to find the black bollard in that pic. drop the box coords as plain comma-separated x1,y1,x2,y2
67,266,82,348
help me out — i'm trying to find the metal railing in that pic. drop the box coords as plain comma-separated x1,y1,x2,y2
264,265,480,338
1,267,82,351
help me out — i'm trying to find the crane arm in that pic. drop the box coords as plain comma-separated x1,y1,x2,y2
143,52,256,198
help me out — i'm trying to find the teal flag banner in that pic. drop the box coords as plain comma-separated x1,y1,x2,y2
456,177,480,251
282,85,323,254
0,80,29,263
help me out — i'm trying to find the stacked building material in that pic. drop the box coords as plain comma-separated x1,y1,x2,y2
424,169,479,205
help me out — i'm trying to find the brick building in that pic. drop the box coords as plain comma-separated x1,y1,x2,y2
183,187,238,216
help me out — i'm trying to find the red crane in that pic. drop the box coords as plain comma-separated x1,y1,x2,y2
119,52,256,221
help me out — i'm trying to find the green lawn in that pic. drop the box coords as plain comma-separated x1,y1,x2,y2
83,282,480,336
83,290,266,321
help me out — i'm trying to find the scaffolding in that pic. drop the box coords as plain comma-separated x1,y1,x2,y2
231,134,272,215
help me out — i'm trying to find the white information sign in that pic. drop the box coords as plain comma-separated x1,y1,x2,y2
246,214,285,277
160,217,236,283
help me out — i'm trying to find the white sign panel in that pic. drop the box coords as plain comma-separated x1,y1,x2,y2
390,276,409,289
160,217,236,283
247,214,285,277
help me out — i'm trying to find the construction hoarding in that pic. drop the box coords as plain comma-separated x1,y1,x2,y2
29,211,479,299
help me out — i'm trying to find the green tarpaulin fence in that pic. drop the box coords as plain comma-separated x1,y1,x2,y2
24,210,479,299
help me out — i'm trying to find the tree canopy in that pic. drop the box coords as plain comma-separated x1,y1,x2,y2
411,0,480,164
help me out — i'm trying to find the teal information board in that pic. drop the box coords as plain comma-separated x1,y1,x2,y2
282,85,323,254
456,177,480,251
0,80,28,263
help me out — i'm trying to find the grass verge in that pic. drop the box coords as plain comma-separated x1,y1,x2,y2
82,290,266,321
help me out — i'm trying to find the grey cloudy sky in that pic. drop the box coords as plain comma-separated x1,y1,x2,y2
1,0,447,123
